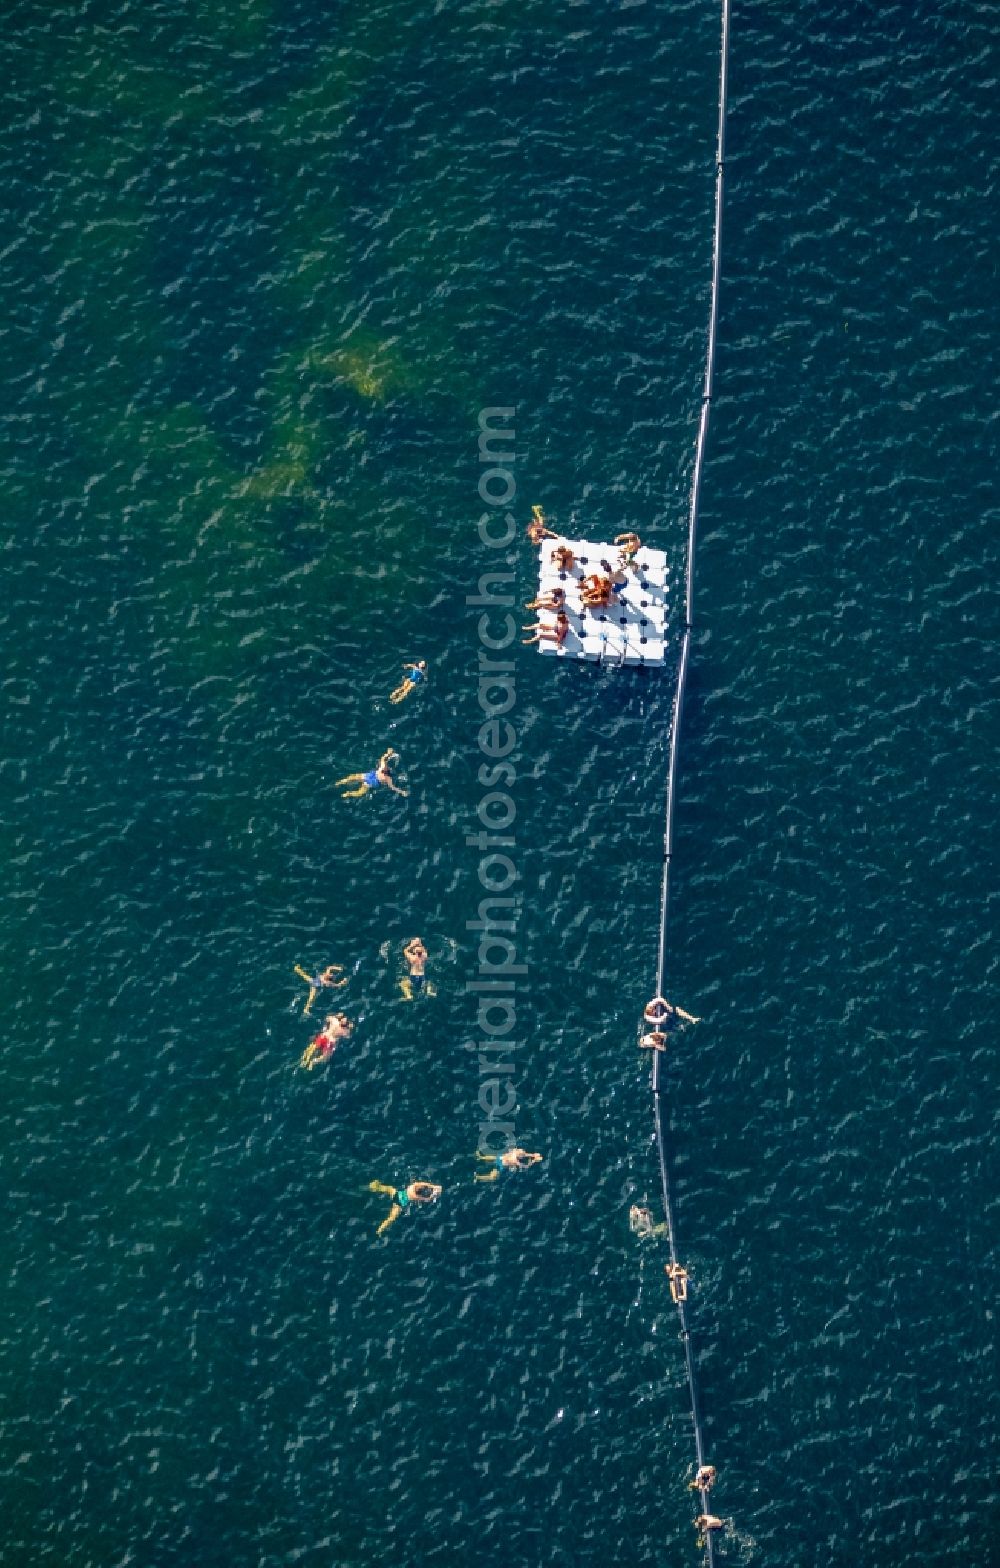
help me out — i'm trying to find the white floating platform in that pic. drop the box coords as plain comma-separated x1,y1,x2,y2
533,538,670,665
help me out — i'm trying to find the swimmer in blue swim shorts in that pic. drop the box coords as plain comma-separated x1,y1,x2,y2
335,748,407,799
389,660,427,705
400,936,435,1001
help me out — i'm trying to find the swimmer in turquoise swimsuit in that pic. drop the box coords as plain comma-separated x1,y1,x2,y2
369,1179,442,1235
474,1148,543,1182
389,660,427,705
335,748,407,799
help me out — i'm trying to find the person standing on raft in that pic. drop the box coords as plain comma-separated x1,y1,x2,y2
335,748,407,799
369,1179,442,1236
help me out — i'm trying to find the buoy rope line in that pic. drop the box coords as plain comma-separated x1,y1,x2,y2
648,0,731,1559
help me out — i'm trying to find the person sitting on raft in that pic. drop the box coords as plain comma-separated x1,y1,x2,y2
524,585,566,612
475,1148,543,1182
629,1205,668,1238
689,1465,717,1492
369,1179,442,1236
294,963,347,1016
550,544,575,572
643,995,701,1028
639,1029,668,1053
527,505,557,546
615,531,642,570
580,573,614,609
389,660,427,705
523,610,569,648
335,748,407,799
400,936,434,1001
300,1012,352,1070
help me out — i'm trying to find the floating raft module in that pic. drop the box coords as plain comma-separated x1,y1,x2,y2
535,538,669,665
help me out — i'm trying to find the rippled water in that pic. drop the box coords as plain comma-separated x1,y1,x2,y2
1,1,996,1564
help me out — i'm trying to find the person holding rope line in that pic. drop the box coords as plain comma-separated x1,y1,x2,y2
643,995,701,1028
665,1262,689,1303
639,1029,668,1053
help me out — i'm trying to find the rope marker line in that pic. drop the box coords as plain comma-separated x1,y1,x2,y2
647,0,730,1559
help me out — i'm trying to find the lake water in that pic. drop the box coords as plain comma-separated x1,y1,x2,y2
1,1,996,1564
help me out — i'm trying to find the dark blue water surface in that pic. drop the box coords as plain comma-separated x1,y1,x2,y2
1,2,997,1565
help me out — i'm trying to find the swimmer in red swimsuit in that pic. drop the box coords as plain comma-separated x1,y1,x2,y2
299,1013,352,1070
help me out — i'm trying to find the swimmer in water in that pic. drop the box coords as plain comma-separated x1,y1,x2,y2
368,1178,442,1236
639,1030,668,1052
524,586,566,612
643,996,701,1028
665,1261,689,1303
294,963,347,1016
689,1465,717,1492
527,505,557,546
335,748,407,799
522,610,569,647
694,1514,724,1534
299,1012,352,1070
389,660,427,705
400,936,435,1001
629,1205,669,1238
474,1148,543,1182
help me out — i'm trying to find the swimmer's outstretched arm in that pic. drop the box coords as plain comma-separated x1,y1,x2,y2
384,779,408,796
